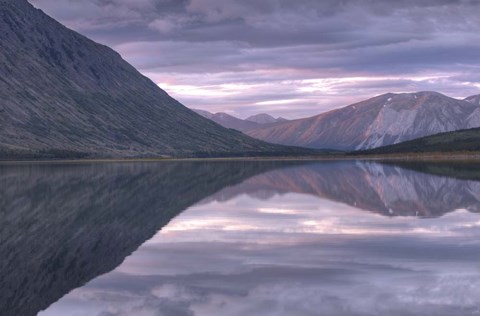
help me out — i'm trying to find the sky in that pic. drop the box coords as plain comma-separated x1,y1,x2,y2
30,0,480,119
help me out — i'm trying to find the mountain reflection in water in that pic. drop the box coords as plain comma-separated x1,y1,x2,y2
202,161,480,217
2,160,480,316
1,161,287,316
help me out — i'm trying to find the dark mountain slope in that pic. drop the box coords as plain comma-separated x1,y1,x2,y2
247,92,480,150
0,0,309,158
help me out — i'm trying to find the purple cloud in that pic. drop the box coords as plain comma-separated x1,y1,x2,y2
29,0,480,118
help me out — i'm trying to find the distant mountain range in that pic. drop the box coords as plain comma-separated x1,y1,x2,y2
0,0,310,159
246,92,480,151
192,109,287,132
194,92,480,152
246,113,288,124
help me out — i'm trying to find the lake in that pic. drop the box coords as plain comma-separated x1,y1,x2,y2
2,160,480,316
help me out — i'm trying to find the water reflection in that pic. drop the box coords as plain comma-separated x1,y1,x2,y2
203,161,480,217
0,161,289,316
2,161,480,315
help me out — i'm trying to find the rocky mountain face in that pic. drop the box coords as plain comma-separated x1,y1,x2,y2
193,109,288,133
355,127,480,155
247,92,480,151
465,94,480,105
246,113,288,124
0,0,308,159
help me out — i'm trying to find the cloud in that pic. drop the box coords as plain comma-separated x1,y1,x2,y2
29,0,480,118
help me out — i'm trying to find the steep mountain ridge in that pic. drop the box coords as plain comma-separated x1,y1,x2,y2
0,0,308,158
247,91,480,150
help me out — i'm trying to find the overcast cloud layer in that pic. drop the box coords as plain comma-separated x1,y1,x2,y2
30,0,480,118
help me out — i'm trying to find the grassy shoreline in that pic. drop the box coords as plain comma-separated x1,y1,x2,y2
3,151,480,164
348,151,480,162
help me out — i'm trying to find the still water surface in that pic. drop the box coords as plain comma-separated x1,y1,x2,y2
2,160,480,315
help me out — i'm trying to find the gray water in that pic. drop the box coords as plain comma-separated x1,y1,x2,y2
2,160,480,316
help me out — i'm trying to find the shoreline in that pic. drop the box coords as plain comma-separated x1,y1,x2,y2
3,152,480,164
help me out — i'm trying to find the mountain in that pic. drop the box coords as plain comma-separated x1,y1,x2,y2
246,113,288,124
0,0,310,159
465,94,480,105
192,109,260,132
354,127,480,155
193,109,288,133
247,91,480,151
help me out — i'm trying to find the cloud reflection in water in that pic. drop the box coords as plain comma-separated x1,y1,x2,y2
41,162,480,316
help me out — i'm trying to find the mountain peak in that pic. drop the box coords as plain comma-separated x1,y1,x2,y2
247,91,480,151
465,94,480,105
246,113,287,124
246,113,276,124
192,109,260,132
377,91,445,100
411,91,442,96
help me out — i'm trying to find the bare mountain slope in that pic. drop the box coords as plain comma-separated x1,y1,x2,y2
355,127,480,155
465,94,480,105
0,0,309,158
247,92,480,150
